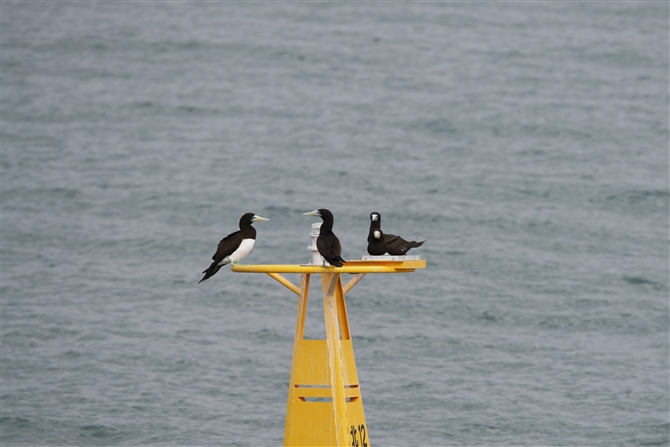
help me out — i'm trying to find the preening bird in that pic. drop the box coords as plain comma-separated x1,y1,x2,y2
367,211,425,256
302,208,346,267
199,213,270,283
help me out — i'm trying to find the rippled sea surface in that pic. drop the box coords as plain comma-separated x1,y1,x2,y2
2,3,668,446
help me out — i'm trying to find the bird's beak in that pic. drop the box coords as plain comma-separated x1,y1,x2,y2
302,210,321,217
252,215,270,222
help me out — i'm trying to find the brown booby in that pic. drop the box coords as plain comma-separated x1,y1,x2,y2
199,212,270,283
367,211,425,256
302,209,346,267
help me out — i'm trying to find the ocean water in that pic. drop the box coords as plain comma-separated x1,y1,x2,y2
1,2,668,446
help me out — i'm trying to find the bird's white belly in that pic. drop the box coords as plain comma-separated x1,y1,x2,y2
219,238,255,265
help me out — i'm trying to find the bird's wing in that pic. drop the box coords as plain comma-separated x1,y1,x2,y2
383,233,411,255
328,234,342,257
212,230,243,262
383,233,403,245
317,234,342,260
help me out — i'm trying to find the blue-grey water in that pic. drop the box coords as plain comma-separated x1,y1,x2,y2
2,2,668,446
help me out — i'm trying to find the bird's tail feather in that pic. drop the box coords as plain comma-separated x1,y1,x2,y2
198,262,221,284
328,256,346,267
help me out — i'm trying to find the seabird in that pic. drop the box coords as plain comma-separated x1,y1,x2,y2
367,211,425,256
198,212,270,283
302,208,346,267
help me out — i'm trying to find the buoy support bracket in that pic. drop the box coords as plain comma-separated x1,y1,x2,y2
266,272,301,295
342,272,366,295
264,271,367,296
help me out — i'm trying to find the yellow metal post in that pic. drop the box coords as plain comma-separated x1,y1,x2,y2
232,258,425,447
322,273,350,446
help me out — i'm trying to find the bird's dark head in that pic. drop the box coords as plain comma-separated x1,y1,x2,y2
370,212,381,222
240,212,270,226
302,208,333,220
318,209,333,220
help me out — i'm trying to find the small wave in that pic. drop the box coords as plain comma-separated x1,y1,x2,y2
408,117,458,135
605,190,669,207
5,187,81,201
0,416,34,429
478,310,498,322
623,276,667,290
79,423,126,442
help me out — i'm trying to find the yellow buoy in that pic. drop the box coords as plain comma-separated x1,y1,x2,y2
232,257,425,447
232,224,425,446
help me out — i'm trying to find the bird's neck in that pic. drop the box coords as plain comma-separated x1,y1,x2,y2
240,224,257,239
320,220,333,233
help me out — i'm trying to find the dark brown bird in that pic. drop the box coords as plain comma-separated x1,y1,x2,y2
303,208,346,267
199,213,270,283
367,211,425,256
